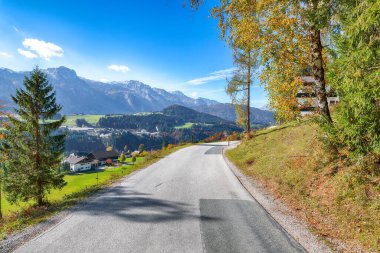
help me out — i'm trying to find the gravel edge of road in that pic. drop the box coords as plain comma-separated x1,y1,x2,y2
222,145,334,253
0,168,145,253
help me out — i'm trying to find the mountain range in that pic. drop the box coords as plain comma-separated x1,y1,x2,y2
0,66,275,125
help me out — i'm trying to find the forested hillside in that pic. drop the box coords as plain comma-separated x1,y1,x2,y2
98,105,240,132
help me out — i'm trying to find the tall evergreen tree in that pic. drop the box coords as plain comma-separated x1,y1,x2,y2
2,67,66,206
0,100,6,218
329,0,380,156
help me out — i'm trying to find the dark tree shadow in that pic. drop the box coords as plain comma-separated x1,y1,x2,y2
74,186,222,223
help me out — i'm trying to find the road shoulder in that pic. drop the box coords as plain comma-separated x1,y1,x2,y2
222,145,332,253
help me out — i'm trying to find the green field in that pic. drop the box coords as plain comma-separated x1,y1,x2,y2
175,122,194,129
0,157,144,215
63,115,104,126
1,114,104,127
174,122,215,129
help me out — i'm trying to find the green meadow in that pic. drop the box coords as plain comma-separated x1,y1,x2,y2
63,115,104,126
1,157,144,215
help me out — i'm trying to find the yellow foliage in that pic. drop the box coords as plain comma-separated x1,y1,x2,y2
211,0,329,123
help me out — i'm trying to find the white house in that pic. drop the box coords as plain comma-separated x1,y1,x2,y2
64,154,95,172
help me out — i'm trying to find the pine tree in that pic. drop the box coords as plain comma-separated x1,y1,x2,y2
329,0,380,156
0,100,6,218
2,66,66,206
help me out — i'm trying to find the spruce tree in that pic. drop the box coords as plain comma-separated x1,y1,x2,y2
2,66,66,206
329,0,380,156
0,100,5,218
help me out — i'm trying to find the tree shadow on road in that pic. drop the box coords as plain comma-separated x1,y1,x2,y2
73,186,222,223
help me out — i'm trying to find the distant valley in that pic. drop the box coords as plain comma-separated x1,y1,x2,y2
63,105,242,154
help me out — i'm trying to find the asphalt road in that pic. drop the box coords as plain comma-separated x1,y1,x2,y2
16,142,306,253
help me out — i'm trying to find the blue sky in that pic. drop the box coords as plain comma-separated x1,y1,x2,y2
0,0,268,107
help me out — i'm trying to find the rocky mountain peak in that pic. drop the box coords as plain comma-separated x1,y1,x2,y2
46,66,77,79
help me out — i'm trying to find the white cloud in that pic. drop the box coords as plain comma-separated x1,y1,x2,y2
12,26,19,32
17,49,38,59
18,38,64,61
108,65,130,73
0,52,13,58
187,68,236,85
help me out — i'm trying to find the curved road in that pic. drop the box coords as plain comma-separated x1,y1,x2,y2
16,143,305,253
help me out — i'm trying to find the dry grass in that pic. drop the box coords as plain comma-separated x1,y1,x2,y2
226,119,380,252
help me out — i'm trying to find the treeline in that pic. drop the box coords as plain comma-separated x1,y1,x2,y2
99,114,183,132
64,131,170,155
64,132,106,155
112,132,174,151
172,123,243,143
98,104,240,133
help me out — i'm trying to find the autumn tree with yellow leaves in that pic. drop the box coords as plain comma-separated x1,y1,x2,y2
211,1,261,135
191,0,334,123
257,1,310,122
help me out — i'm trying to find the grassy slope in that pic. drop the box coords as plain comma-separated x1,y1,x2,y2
226,120,380,252
0,145,190,237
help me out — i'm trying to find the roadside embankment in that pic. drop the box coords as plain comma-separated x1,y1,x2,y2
225,120,380,253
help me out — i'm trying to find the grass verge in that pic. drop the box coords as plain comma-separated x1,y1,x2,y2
226,119,379,252
0,144,191,239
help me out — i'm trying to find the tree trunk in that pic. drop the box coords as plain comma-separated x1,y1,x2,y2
246,50,252,138
35,113,43,206
310,26,332,123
